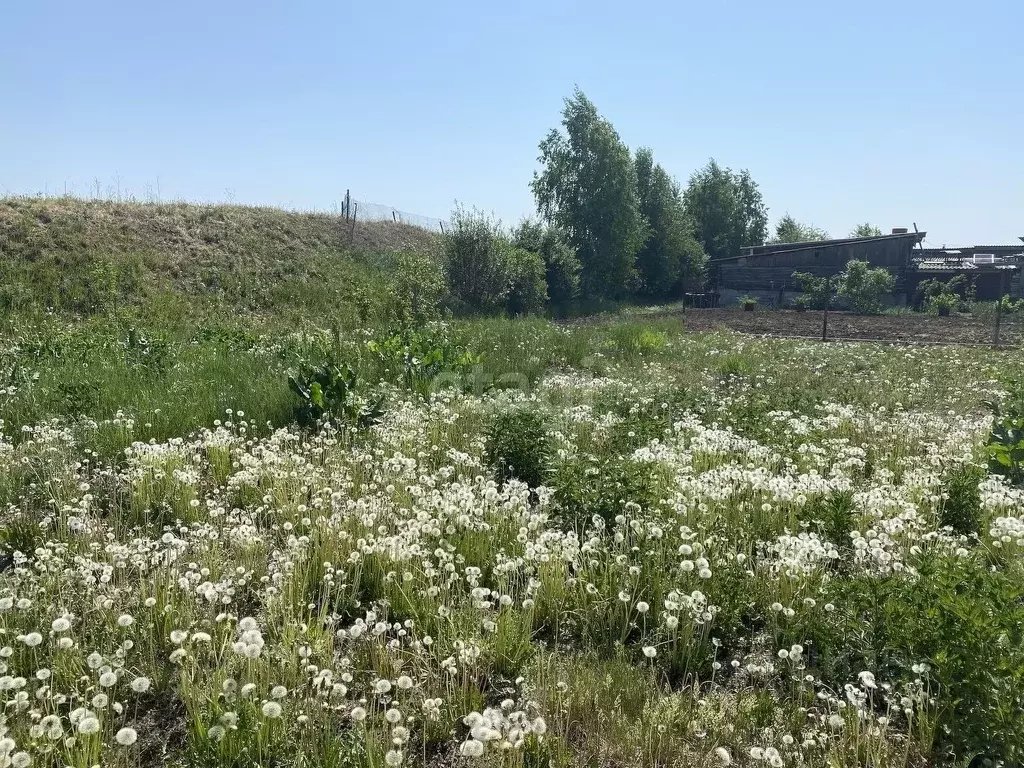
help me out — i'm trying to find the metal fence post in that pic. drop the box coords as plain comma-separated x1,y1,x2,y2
822,274,830,341
994,295,1002,347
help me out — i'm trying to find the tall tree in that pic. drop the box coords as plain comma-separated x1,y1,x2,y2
531,89,646,300
634,147,707,297
682,160,768,262
851,223,883,238
772,214,829,243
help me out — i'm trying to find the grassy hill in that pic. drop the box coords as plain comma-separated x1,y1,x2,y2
0,196,441,321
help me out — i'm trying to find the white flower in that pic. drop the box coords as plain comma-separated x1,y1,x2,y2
78,717,101,734
396,675,414,690
385,749,403,766
374,679,392,695
459,739,485,757
270,685,288,699
131,677,151,693
350,706,367,722
261,701,282,718
207,725,225,741
117,615,134,628
99,672,118,687
715,746,732,765
635,601,650,614
385,708,402,724
642,646,657,658
115,727,138,746
22,633,43,648
51,618,71,633
169,630,188,645
11,753,30,768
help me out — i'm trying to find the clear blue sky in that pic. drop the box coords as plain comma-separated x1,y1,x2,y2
2,0,1022,246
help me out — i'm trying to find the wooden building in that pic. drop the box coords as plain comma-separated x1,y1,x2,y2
709,230,926,306
909,245,1023,301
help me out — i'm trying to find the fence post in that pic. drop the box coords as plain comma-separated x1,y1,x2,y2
344,189,350,222
994,295,1002,347
822,274,831,341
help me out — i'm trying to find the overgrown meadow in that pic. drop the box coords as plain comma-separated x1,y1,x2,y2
1,310,1023,767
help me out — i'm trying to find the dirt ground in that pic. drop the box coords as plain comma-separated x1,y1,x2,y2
676,308,1023,346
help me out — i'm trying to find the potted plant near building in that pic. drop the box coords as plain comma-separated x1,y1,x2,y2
740,296,758,312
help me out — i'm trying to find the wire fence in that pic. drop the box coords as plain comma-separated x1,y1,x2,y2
340,190,447,232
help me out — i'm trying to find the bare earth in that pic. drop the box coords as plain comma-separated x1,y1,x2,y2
678,308,1023,346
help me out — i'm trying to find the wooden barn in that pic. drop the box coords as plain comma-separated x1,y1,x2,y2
709,230,926,306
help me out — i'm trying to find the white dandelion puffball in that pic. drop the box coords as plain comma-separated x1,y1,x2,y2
642,646,657,658
115,727,138,746
261,701,282,718
131,677,151,693
350,706,367,722
23,633,43,648
396,675,414,690
77,717,101,734
270,685,288,699
169,630,188,645
385,750,403,766
99,672,118,687
117,615,134,628
715,746,732,765
459,739,485,757
51,618,71,633
11,753,30,768
385,708,402,724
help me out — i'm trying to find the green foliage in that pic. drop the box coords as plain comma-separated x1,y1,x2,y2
939,464,984,536
287,362,384,433
791,271,832,309
683,159,768,261
381,251,446,329
837,259,895,315
739,295,758,309
442,207,548,317
532,89,646,300
484,409,550,488
851,223,883,238
815,555,1024,764
928,291,959,315
503,247,548,316
634,147,708,298
512,219,581,309
985,384,1024,486
772,213,828,243
552,454,660,530
367,328,481,399
441,205,514,314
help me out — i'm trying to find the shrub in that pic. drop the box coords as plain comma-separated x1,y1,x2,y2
484,409,549,488
553,454,660,530
288,362,385,432
938,463,984,536
512,219,581,310
836,259,894,314
503,247,548,316
382,251,446,328
986,382,1024,486
442,206,512,314
738,295,758,309
928,291,958,316
791,271,831,309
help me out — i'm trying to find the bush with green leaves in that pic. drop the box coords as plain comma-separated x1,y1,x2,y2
938,463,985,535
287,361,384,432
367,328,481,399
484,409,550,488
382,251,447,329
442,206,549,317
986,382,1024,486
552,453,661,531
511,219,581,309
503,247,548,316
791,271,832,309
836,259,895,314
